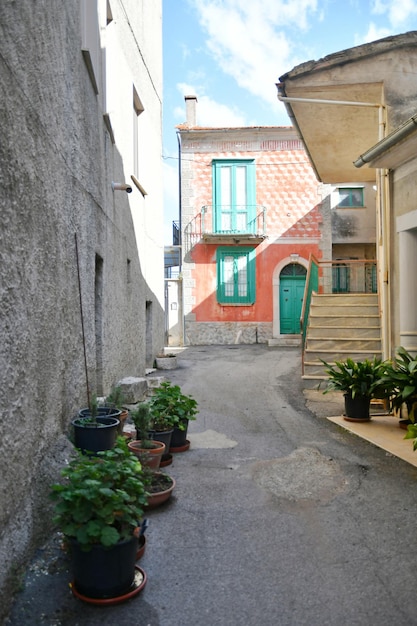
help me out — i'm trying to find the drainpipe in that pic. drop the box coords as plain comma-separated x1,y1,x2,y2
176,129,184,346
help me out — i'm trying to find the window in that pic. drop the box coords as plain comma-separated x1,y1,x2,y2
217,247,255,304
337,187,364,207
212,160,256,233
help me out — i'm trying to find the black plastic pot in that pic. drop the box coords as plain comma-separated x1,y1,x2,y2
170,419,189,449
72,412,120,454
344,393,371,421
70,535,138,599
146,428,173,461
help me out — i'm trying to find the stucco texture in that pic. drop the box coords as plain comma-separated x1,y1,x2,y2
0,1,164,619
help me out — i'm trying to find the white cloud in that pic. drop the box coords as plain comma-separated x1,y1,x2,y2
358,22,392,44
371,0,417,26
188,0,318,108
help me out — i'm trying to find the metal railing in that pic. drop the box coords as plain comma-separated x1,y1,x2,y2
201,205,267,237
301,255,378,356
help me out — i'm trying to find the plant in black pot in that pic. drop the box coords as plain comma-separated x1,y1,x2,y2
50,437,150,602
105,385,129,435
72,394,121,455
321,356,387,421
378,346,417,428
149,381,198,451
128,403,166,470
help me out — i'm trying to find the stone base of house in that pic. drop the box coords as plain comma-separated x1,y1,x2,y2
184,321,273,345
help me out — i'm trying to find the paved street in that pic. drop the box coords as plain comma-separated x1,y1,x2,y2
5,345,417,626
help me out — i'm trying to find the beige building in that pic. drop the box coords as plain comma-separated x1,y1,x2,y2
0,0,164,616
278,30,417,360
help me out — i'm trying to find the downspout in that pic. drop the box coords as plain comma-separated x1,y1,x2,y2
176,129,185,346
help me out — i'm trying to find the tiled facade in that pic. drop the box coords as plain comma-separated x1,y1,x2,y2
178,117,328,345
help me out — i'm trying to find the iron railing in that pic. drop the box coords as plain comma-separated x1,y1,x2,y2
301,255,378,356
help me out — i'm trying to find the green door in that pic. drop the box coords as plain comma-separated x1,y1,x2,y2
280,264,307,334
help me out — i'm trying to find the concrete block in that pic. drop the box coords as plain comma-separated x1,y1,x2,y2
117,377,148,403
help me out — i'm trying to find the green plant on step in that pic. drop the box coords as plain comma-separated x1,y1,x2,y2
50,437,150,550
149,381,198,431
320,356,387,399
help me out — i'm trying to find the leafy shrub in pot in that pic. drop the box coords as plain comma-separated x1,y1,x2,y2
50,437,149,598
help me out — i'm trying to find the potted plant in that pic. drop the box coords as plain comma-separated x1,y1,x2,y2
72,394,121,454
378,347,417,427
149,381,198,451
50,437,149,601
128,403,166,470
321,356,386,421
105,385,129,435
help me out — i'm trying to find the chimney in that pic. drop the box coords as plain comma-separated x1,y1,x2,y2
185,95,198,127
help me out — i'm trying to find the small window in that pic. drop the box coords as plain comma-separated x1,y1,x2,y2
217,247,255,304
337,187,364,208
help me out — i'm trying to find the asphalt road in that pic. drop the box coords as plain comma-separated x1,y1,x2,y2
5,345,417,626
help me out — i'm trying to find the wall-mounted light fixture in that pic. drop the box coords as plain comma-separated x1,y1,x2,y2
111,182,132,193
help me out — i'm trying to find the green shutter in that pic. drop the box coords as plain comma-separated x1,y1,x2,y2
217,247,256,304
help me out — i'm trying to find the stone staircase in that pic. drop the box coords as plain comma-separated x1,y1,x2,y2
302,293,382,389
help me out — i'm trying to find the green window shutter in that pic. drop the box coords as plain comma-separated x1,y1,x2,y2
212,160,256,233
217,247,256,304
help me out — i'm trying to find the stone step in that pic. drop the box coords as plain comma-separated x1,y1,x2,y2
308,314,380,327
312,293,378,306
310,304,379,316
307,326,380,338
306,338,381,351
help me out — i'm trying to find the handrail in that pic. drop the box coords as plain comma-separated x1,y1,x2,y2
301,254,319,370
300,256,377,373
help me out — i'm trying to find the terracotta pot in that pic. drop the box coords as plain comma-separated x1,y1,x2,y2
146,473,176,509
117,409,129,435
127,440,166,470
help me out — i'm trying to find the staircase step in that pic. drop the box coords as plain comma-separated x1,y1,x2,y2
308,315,379,327
310,305,379,316
312,293,378,306
307,326,380,338
306,338,381,351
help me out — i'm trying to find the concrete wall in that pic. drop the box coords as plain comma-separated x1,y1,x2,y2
0,0,163,618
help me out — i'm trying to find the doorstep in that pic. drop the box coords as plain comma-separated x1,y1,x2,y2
327,413,417,468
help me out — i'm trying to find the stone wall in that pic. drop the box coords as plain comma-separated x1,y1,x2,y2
185,321,273,345
0,1,163,619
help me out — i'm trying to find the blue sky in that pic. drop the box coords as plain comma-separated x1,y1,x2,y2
162,0,417,242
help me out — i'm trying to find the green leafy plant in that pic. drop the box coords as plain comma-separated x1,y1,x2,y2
378,347,417,421
50,437,149,550
320,356,387,398
148,381,198,431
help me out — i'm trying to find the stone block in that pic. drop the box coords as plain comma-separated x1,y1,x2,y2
117,377,148,403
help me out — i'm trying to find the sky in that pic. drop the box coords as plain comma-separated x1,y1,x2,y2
162,0,417,243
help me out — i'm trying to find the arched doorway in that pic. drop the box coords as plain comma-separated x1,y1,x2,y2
279,263,307,334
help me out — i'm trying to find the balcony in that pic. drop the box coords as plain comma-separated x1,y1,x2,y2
184,205,267,249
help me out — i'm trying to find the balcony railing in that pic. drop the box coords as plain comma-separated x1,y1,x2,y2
184,205,266,251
